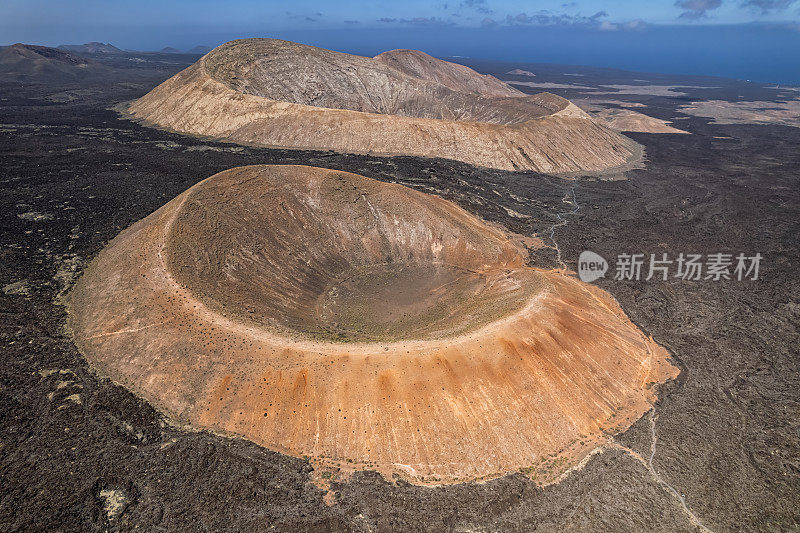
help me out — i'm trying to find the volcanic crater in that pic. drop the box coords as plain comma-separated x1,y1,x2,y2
68,165,678,484
128,39,642,173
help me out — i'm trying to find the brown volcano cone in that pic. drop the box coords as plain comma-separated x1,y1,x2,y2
0,43,111,81
68,165,677,484
128,39,641,173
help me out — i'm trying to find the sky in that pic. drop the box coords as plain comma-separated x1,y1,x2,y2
2,0,800,83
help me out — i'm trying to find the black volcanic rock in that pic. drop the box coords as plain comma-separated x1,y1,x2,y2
0,63,798,531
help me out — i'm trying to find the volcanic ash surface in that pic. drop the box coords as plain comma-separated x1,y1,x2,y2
128,38,641,173
68,164,678,484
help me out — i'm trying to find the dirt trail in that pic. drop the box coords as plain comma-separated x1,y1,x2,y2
546,185,580,270
544,189,710,531
645,411,714,532
608,411,714,532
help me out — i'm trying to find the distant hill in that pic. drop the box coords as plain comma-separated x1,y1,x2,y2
160,47,183,54
0,43,112,81
507,68,536,77
187,45,211,54
130,38,641,173
58,42,122,54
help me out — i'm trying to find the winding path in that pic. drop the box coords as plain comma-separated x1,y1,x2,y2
544,187,712,532
547,185,580,270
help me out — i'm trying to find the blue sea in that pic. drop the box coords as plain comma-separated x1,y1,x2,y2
245,24,800,86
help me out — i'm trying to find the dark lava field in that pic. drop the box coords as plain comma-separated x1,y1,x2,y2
1,52,799,531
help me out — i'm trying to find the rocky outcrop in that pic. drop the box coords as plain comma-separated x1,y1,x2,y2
593,108,689,134
128,39,641,173
507,68,536,77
